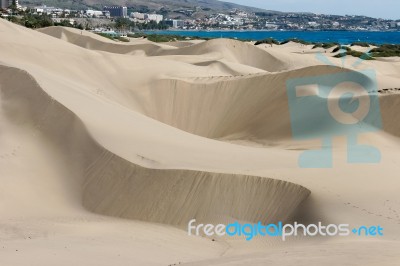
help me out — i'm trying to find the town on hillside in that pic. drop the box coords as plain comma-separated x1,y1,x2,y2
1,0,400,34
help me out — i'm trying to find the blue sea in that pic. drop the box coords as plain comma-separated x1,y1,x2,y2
145,30,400,44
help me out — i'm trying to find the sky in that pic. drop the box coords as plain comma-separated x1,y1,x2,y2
223,0,399,20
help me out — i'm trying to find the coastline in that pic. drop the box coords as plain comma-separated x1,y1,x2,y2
143,29,400,44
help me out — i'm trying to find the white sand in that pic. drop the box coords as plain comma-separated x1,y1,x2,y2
1,20,400,265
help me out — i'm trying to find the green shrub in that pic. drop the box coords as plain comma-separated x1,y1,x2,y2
280,38,311,45
332,45,351,53
127,32,147,38
254,38,280,45
96,33,116,41
146,34,211,42
370,44,400,57
312,42,339,49
350,42,370,47
334,50,374,60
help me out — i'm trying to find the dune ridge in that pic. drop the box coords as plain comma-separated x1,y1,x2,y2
113,65,400,143
0,65,310,227
38,27,295,72
37,26,400,143
38,26,174,56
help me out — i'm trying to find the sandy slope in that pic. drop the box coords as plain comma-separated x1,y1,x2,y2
1,20,400,265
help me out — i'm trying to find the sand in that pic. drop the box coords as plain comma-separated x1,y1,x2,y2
1,20,400,265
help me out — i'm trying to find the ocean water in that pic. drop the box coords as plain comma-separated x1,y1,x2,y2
145,30,400,44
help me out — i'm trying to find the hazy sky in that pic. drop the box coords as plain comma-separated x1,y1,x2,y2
223,0,399,20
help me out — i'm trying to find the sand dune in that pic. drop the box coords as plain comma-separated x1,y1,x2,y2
37,27,400,143
136,65,381,141
0,64,309,227
39,27,294,72
38,26,175,56
1,20,400,265
2,21,310,226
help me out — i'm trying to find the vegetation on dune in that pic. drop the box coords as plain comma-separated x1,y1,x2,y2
251,38,399,59
334,49,375,60
350,42,371,47
127,33,212,42
95,32,130,42
254,38,280,45
280,38,312,45
127,32,147,38
145,34,188,42
151,34,212,42
369,44,400,57
312,42,339,49
96,32,116,40
332,45,351,53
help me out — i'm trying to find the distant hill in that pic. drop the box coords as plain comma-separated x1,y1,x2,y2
22,0,280,17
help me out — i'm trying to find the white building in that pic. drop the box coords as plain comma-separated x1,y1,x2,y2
308,21,319,27
172,19,185,29
131,12,163,23
145,14,163,23
131,12,145,20
389,21,397,28
265,23,278,30
31,5,62,15
86,9,104,18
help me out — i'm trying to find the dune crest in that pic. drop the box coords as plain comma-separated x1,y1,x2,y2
39,27,294,72
0,64,310,227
